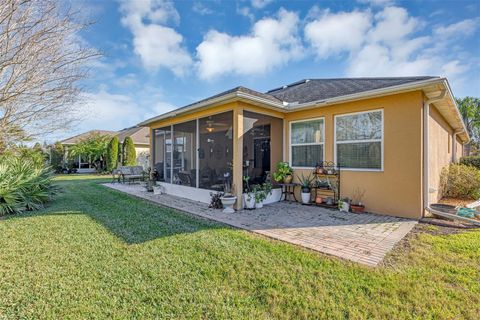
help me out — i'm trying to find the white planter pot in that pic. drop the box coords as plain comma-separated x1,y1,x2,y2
255,201,263,209
301,192,311,204
243,193,256,209
220,196,237,213
339,201,350,212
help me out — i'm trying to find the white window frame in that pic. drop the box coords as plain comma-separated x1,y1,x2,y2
334,109,384,172
289,117,325,169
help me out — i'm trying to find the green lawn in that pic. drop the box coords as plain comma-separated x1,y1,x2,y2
0,175,478,319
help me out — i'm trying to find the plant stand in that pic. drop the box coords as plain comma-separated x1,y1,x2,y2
312,161,340,208
279,183,297,202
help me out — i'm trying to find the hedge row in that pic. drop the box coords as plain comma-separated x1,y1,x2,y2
460,156,480,169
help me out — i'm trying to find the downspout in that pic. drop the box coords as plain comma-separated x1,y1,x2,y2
452,131,458,163
423,89,446,216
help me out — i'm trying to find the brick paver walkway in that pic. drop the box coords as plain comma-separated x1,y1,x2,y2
104,183,417,266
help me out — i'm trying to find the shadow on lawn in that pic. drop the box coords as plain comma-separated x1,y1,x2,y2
5,177,224,244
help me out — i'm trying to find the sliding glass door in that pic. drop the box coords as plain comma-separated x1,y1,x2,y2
153,126,171,183
198,111,233,191
173,120,196,186
243,111,283,185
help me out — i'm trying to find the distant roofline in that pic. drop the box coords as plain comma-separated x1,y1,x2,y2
60,130,116,145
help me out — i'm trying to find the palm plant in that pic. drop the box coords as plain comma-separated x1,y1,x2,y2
0,157,58,215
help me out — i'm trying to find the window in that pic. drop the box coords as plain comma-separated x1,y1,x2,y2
335,110,383,170
290,118,324,168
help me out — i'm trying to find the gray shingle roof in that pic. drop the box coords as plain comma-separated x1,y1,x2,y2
116,126,149,145
266,77,439,104
182,86,282,109
60,130,116,145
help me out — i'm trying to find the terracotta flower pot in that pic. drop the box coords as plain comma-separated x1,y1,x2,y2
315,196,323,204
284,175,293,184
351,204,365,213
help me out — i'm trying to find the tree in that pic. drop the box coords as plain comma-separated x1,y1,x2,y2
456,97,480,156
70,133,110,172
49,141,64,172
106,136,118,172
0,0,100,147
122,136,136,166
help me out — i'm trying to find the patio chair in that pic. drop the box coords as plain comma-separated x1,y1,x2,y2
177,171,193,186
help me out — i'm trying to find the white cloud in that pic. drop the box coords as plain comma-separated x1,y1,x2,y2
192,2,213,15
304,5,479,81
120,0,192,76
357,0,396,6
305,10,371,58
434,18,479,38
196,8,304,79
237,5,255,22
251,0,273,9
79,90,145,132
347,44,434,76
367,6,420,44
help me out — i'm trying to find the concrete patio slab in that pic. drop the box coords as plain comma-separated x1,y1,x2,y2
103,183,417,266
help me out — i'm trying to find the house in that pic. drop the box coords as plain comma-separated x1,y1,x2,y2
60,127,150,172
138,77,468,219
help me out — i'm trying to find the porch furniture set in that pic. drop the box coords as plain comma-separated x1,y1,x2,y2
112,166,146,184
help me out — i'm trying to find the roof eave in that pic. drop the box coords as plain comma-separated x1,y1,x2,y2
286,77,445,110
138,91,286,126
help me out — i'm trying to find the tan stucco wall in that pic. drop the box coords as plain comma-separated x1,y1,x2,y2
285,92,424,218
145,90,464,219
455,136,463,162
427,105,456,204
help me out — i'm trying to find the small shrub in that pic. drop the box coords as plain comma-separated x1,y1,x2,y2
0,156,58,215
208,192,223,209
440,164,480,199
460,156,480,169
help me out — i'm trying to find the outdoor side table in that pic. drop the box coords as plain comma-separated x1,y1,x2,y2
279,183,297,202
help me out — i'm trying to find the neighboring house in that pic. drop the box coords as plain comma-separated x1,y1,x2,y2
60,127,150,172
60,130,116,173
116,126,150,168
139,77,468,219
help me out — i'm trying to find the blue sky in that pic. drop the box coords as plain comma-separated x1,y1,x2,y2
56,0,480,141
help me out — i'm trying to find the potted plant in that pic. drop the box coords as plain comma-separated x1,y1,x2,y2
252,184,266,208
351,187,366,213
338,197,350,212
298,173,314,204
220,183,237,213
272,161,293,184
314,178,328,189
243,176,256,209
209,192,224,209
262,182,272,197
145,168,157,192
